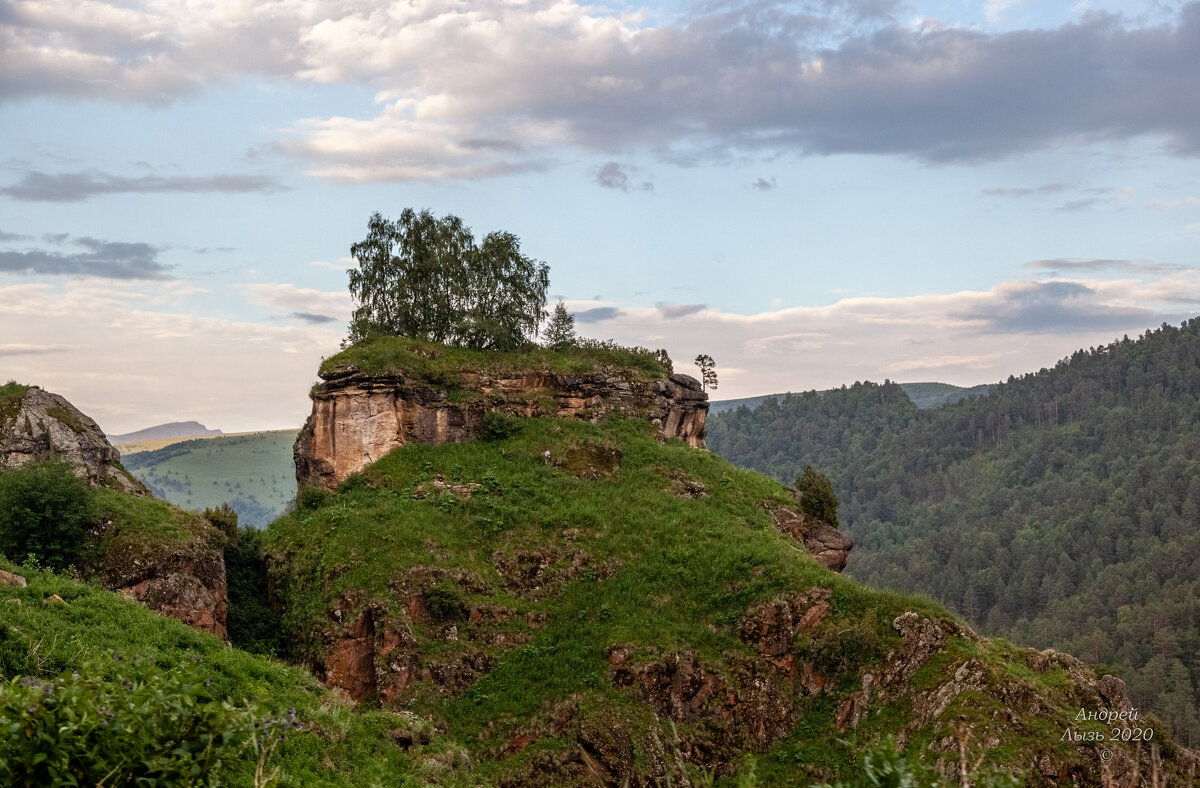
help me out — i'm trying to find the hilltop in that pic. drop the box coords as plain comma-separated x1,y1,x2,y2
708,318,1200,745
108,421,222,444
266,340,1193,784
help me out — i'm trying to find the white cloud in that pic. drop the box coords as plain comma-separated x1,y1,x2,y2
0,280,342,433
6,270,1198,433
238,282,351,320
7,1,1200,178
572,273,1200,398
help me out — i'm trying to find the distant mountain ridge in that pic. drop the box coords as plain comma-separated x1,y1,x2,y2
108,421,222,443
708,381,993,415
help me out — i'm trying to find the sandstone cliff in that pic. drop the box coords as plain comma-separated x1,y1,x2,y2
296,365,708,490
0,383,146,495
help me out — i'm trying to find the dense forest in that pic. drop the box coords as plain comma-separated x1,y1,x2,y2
708,319,1200,745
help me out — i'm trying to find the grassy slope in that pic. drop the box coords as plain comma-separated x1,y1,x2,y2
122,430,298,528
266,416,1149,784
0,556,431,786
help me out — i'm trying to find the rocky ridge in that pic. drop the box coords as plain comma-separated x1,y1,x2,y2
296,366,709,490
0,384,146,495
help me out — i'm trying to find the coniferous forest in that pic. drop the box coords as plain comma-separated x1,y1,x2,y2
708,318,1200,745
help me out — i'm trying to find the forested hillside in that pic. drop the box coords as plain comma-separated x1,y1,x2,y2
708,319,1200,745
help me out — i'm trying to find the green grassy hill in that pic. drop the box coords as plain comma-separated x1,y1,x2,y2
122,430,297,528
263,414,1188,785
0,556,440,786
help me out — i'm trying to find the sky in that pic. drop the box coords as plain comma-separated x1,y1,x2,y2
2,0,1200,434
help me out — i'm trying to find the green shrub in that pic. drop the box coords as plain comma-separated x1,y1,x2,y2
424,582,466,622
815,736,1023,787
202,503,240,544
296,485,330,511
482,412,522,442
0,655,283,787
0,460,92,571
225,528,282,656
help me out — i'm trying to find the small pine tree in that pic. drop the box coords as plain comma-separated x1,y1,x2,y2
795,464,839,527
694,354,718,391
544,299,577,350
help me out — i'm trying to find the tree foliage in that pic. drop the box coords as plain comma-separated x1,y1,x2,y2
707,318,1200,744
796,465,839,526
0,461,91,571
694,354,718,391
543,299,577,350
347,208,550,351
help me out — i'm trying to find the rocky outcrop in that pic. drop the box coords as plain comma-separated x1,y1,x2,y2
99,532,229,640
296,368,709,489
0,385,146,495
763,500,853,572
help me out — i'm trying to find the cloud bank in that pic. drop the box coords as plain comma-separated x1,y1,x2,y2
4,1,1200,180
0,236,172,279
0,171,284,202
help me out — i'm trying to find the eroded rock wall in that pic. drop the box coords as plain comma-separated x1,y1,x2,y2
296,369,708,489
0,387,147,495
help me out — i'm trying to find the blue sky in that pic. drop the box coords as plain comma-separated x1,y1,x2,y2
2,0,1199,433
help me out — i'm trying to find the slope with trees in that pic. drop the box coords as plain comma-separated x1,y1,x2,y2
707,318,1200,744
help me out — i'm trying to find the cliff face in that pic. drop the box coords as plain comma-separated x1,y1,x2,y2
296,368,708,489
0,385,146,496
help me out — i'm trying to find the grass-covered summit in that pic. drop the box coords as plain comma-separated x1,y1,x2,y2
319,335,672,384
266,412,1190,785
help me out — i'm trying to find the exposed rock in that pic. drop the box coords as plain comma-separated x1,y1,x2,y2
545,441,621,479
101,534,229,640
0,386,146,495
44,594,66,605
324,607,378,701
738,587,831,669
0,569,26,588
763,501,853,572
411,474,483,500
295,368,707,489
665,469,708,498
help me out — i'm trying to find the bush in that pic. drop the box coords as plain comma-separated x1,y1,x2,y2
0,655,283,787
225,528,282,656
0,460,92,571
202,503,239,544
482,412,522,442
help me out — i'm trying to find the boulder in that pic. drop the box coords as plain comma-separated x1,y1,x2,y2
0,386,146,495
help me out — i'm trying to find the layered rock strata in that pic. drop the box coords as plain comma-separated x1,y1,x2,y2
296,368,708,489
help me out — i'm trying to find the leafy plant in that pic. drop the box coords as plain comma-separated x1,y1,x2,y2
0,460,92,571
0,655,279,787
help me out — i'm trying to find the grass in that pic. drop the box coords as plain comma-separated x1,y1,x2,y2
319,335,670,384
0,382,30,431
45,405,85,434
122,430,298,528
0,556,429,786
264,416,985,782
